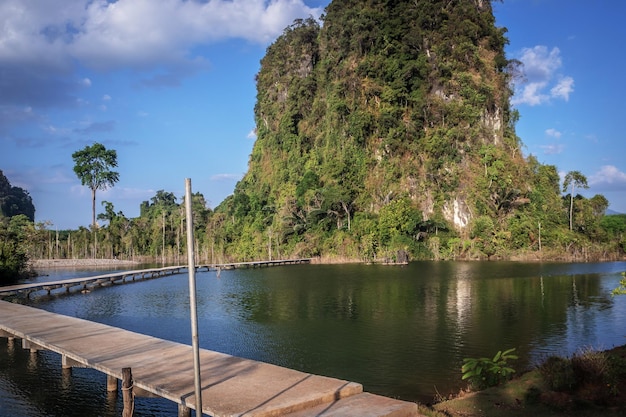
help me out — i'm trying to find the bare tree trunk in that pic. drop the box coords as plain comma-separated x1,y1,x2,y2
91,187,97,229
569,183,574,231
341,202,351,231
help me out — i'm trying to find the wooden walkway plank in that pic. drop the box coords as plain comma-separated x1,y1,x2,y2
0,300,418,416
284,392,419,417
0,259,313,299
0,265,184,298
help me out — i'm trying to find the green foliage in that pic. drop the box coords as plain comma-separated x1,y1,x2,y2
296,171,320,206
0,176,36,282
461,348,518,390
469,216,498,258
0,170,35,222
378,197,422,244
0,217,30,284
601,214,626,240
612,272,626,296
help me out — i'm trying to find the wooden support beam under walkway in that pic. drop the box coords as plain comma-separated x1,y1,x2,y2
0,301,419,417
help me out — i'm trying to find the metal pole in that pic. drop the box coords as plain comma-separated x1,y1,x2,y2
185,178,203,415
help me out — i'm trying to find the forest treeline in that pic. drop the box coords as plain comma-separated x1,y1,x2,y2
2,162,626,285
2,0,626,284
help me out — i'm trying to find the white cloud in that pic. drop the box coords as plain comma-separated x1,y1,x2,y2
511,46,574,106
519,45,562,80
0,0,321,70
539,144,564,155
545,128,562,138
247,129,257,140
102,94,111,101
513,81,548,106
5,167,74,192
102,186,155,201
70,183,91,197
0,0,322,106
73,120,116,135
43,124,71,136
0,106,38,133
550,76,574,101
589,165,626,191
211,173,242,181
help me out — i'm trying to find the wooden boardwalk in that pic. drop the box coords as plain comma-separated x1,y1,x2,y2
0,266,185,298
0,259,312,299
197,258,312,272
0,301,419,416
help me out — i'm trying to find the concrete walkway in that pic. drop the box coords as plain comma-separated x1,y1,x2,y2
0,301,420,416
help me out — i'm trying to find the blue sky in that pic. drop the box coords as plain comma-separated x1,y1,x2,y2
1,0,625,229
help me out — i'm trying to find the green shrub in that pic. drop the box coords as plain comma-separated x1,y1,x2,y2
612,271,626,296
0,229,29,285
461,348,518,390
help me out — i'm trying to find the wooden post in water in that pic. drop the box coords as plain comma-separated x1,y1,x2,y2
107,374,118,393
122,367,134,417
178,404,191,417
185,178,203,416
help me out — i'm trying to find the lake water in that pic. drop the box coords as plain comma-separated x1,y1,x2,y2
1,261,625,416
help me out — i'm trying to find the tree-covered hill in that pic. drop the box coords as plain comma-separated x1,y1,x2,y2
0,170,35,222
212,0,623,262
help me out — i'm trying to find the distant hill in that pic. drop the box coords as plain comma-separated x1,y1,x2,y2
212,0,618,262
0,170,35,222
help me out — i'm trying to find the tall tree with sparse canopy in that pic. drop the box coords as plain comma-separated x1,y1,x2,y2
72,142,119,228
563,170,589,231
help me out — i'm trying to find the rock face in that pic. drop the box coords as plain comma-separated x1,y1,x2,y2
219,0,535,258
444,198,472,230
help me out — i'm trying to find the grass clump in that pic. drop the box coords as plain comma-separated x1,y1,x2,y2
538,347,626,406
538,355,576,391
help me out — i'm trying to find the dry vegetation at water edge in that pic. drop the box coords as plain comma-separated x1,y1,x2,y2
417,345,626,417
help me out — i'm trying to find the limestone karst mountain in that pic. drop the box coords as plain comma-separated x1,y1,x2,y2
213,0,598,261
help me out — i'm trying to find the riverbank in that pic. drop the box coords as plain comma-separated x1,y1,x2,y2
29,258,140,268
421,344,626,417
